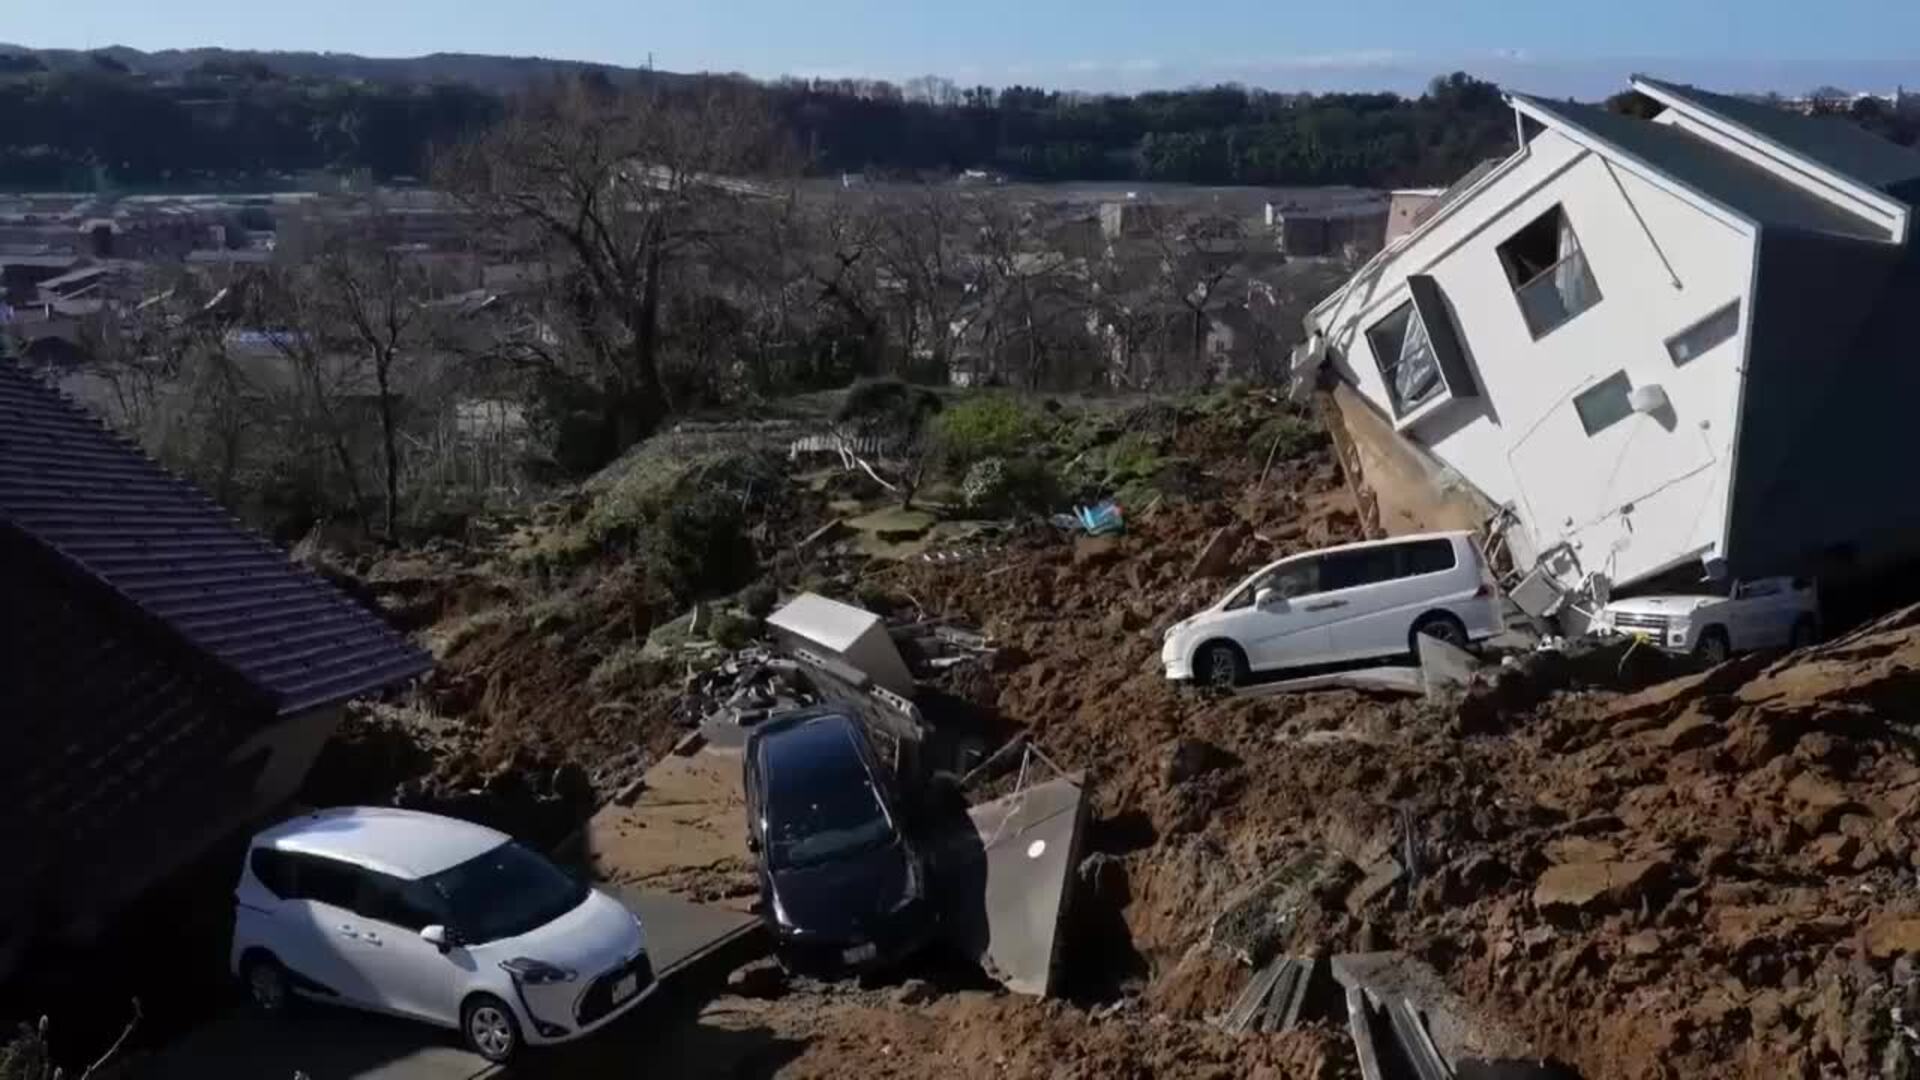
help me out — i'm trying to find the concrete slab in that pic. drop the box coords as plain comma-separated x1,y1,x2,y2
1235,666,1424,699
937,774,1087,996
578,749,756,911
1417,634,1481,699
132,889,762,1080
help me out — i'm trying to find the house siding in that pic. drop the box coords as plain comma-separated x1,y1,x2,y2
1319,128,1756,588
0,532,338,949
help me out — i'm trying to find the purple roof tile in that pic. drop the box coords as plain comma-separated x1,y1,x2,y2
0,359,430,716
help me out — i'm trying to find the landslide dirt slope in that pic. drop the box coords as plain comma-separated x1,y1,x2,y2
864,488,1920,1079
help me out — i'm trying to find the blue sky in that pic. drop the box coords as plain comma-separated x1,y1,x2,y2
5,0,1920,99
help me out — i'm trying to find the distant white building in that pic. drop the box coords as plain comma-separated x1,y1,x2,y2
1301,75,1920,613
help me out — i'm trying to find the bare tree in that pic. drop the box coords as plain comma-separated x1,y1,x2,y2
1148,206,1260,385
305,216,447,539
440,77,786,449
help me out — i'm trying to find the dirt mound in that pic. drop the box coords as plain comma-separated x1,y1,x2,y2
709,988,1356,1079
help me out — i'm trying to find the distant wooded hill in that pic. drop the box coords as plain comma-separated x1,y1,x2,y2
0,45,1908,193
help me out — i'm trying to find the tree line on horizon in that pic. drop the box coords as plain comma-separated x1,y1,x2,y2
0,55,1529,190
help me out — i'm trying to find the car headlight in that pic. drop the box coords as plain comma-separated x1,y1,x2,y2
500,957,578,985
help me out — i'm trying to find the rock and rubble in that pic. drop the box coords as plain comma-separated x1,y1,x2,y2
317,389,1920,1078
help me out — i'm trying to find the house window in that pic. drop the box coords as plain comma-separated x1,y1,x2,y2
1574,371,1635,436
1497,206,1601,338
1366,301,1444,415
1667,301,1740,366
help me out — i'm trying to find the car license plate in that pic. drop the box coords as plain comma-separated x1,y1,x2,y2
842,944,878,965
611,974,638,1003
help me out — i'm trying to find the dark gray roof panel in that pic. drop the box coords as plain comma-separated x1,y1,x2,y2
1513,94,1888,241
1635,76,1920,192
0,359,429,716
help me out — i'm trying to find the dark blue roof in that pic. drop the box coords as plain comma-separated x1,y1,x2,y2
1635,76,1920,193
0,359,430,717
1513,94,1888,241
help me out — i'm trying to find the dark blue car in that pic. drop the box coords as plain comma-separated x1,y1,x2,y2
742,708,932,973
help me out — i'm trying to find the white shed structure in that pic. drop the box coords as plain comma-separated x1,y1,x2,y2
766,593,916,697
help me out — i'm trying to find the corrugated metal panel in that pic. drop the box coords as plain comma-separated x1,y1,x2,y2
0,359,430,716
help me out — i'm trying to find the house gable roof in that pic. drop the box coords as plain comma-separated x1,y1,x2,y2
0,359,429,717
1632,76,1920,193
1509,93,1889,242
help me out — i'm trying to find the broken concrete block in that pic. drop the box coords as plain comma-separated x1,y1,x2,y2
1532,859,1667,914
1416,632,1479,699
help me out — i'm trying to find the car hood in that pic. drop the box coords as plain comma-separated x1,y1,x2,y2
770,840,912,936
1605,595,1719,617
471,887,643,971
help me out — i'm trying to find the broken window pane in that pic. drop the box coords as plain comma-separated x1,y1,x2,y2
1365,301,1443,416
1497,205,1601,338
1667,301,1740,365
1574,371,1635,436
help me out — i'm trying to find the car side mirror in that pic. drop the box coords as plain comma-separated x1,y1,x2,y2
420,925,452,953
1255,587,1284,610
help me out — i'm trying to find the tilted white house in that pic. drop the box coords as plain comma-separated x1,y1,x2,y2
1302,75,1920,608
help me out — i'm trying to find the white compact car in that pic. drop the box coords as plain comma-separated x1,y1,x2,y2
1591,575,1819,663
1162,530,1503,688
231,807,653,1062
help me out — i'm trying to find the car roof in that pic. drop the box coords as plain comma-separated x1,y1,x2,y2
750,710,871,780
252,807,510,880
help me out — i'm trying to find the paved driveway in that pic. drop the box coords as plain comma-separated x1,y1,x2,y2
133,891,763,1080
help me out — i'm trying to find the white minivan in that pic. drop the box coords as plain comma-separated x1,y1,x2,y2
1161,530,1503,689
231,807,654,1062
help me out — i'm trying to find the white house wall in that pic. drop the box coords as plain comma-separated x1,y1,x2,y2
1317,127,1757,588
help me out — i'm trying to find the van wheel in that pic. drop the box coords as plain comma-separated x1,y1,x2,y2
1197,642,1248,691
1409,613,1469,656
462,994,521,1063
241,953,291,1016
1789,616,1818,650
1694,626,1731,666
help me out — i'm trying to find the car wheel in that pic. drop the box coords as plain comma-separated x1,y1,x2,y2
1197,641,1247,691
1410,613,1469,656
241,953,291,1016
1694,626,1731,666
1790,616,1818,650
462,994,522,1063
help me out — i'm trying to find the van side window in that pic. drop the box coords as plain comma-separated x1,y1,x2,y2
1322,548,1400,591
289,854,364,909
356,871,444,931
1225,558,1322,609
1403,539,1458,576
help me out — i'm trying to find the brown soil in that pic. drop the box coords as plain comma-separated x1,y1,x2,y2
333,391,1920,1078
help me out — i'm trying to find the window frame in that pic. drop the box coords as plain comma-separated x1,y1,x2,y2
1666,300,1741,366
1366,301,1445,416
1573,371,1636,437
1496,205,1602,340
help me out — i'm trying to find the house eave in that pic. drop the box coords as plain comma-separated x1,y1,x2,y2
1629,75,1912,246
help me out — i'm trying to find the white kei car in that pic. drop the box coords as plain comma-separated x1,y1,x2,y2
1591,575,1819,663
1162,530,1504,688
231,807,653,1062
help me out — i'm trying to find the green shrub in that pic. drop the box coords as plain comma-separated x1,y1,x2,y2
932,396,1050,472
961,456,1063,516
640,490,757,605
1099,432,1163,484
1250,412,1325,464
